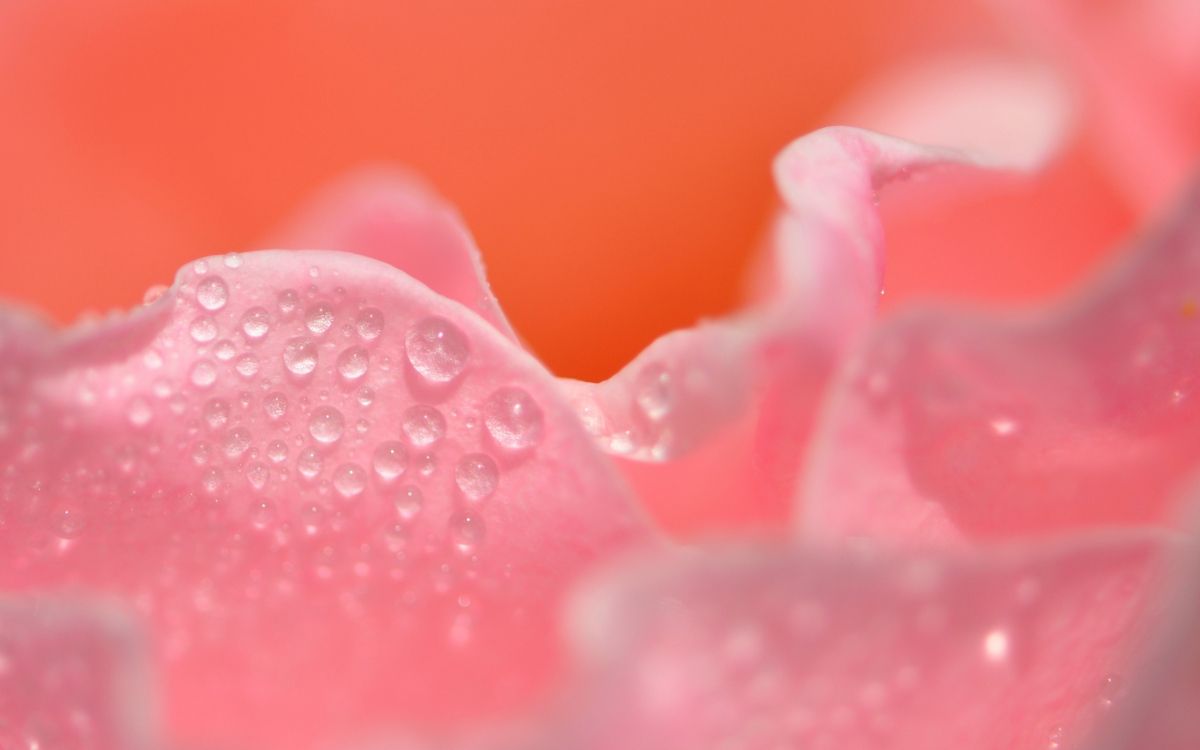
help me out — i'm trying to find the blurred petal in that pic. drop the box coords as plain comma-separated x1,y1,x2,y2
570,127,1013,536
267,170,518,340
0,597,158,750
802,182,1200,545
0,251,654,749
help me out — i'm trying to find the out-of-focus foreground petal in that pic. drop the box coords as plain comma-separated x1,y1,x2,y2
801,182,1200,546
0,597,158,750
569,127,1023,536
0,251,655,749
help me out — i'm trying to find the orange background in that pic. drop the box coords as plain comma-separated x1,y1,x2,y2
0,0,1133,379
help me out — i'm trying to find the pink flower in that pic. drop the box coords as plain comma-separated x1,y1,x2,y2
3,5,1200,750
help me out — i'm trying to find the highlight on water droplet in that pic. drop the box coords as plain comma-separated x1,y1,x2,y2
405,316,470,383
196,275,229,311
401,404,446,447
483,386,544,451
455,453,499,502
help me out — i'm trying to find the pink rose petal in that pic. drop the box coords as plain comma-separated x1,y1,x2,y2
268,169,518,340
0,250,653,749
570,127,1012,535
0,597,158,750
802,184,1200,545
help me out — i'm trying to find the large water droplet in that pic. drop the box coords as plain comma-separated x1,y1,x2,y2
189,316,218,343
455,453,499,502
372,441,408,482
283,337,318,376
305,303,334,335
240,306,271,339
402,405,446,447
190,360,218,388
196,276,229,311
309,406,345,444
394,485,423,521
336,346,369,382
405,316,470,383
449,511,485,556
483,386,544,451
356,307,384,341
332,463,367,499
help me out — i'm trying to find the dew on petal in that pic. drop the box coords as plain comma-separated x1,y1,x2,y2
332,463,367,499
53,504,87,539
356,387,375,407
305,304,334,335
483,386,544,451
277,289,299,316
297,447,323,480
356,307,384,341
189,316,218,343
405,316,470,383
336,346,369,382
401,405,446,447
266,439,288,463
394,485,423,521
283,337,318,376
126,396,153,427
196,276,229,311
246,462,269,491
203,399,231,430
309,406,345,444
214,339,237,361
200,467,225,494
263,392,288,421
224,428,252,461
223,251,242,268
372,441,408,482
235,353,260,379
240,307,271,340
635,364,672,422
455,453,499,502
449,511,485,556
190,360,218,388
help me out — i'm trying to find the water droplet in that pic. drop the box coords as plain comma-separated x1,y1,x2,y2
372,441,408,482
142,284,168,305
223,252,242,268
305,303,334,335
483,386,544,451
405,316,470,383
240,307,271,339
235,353,260,379
246,462,269,491
336,346,369,381
200,467,225,494
190,360,218,388
309,406,345,444
394,485,422,521
449,511,485,556
356,307,384,340
283,337,318,376
455,453,499,502
196,276,229,311
189,316,218,343
402,405,446,447
635,364,672,422
297,447,323,480
143,349,164,369
126,396,153,427
194,259,210,274
333,463,367,499
224,427,252,460
277,289,299,316
356,387,375,407
417,452,437,477
1099,674,1123,710
264,392,288,420
203,398,231,429
53,504,87,539
266,439,288,463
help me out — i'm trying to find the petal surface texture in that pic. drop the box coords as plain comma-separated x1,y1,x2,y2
0,597,158,750
0,251,653,750
803,184,1200,545
573,127,1009,536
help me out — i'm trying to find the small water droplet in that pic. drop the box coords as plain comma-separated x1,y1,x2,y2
266,439,288,463
990,417,1019,436
309,406,345,444
240,307,271,339
483,386,544,451
143,349,163,370
356,387,375,407
224,427,252,460
1099,674,1123,710
405,316,470,383
223,252,242,268
214,339,237,361
402,404,446,447
305,303,334,335
356,307,384,340
332,463,367,498
190,360,218,388
417,452,436,477
635,364,672,422
283,337,319,376
126,396,153,427
264,392,288,420
297,447,323,480
277,289,299,316
336,346,369,381
204,398,231,429
196,276,229,311
53,504,87,539
372,441,408,482
449,511,485,556
189,316,218,343
200,467,225,494
246,463,269,492
235,353,260,378
394,485,423,521
455,453,499,502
